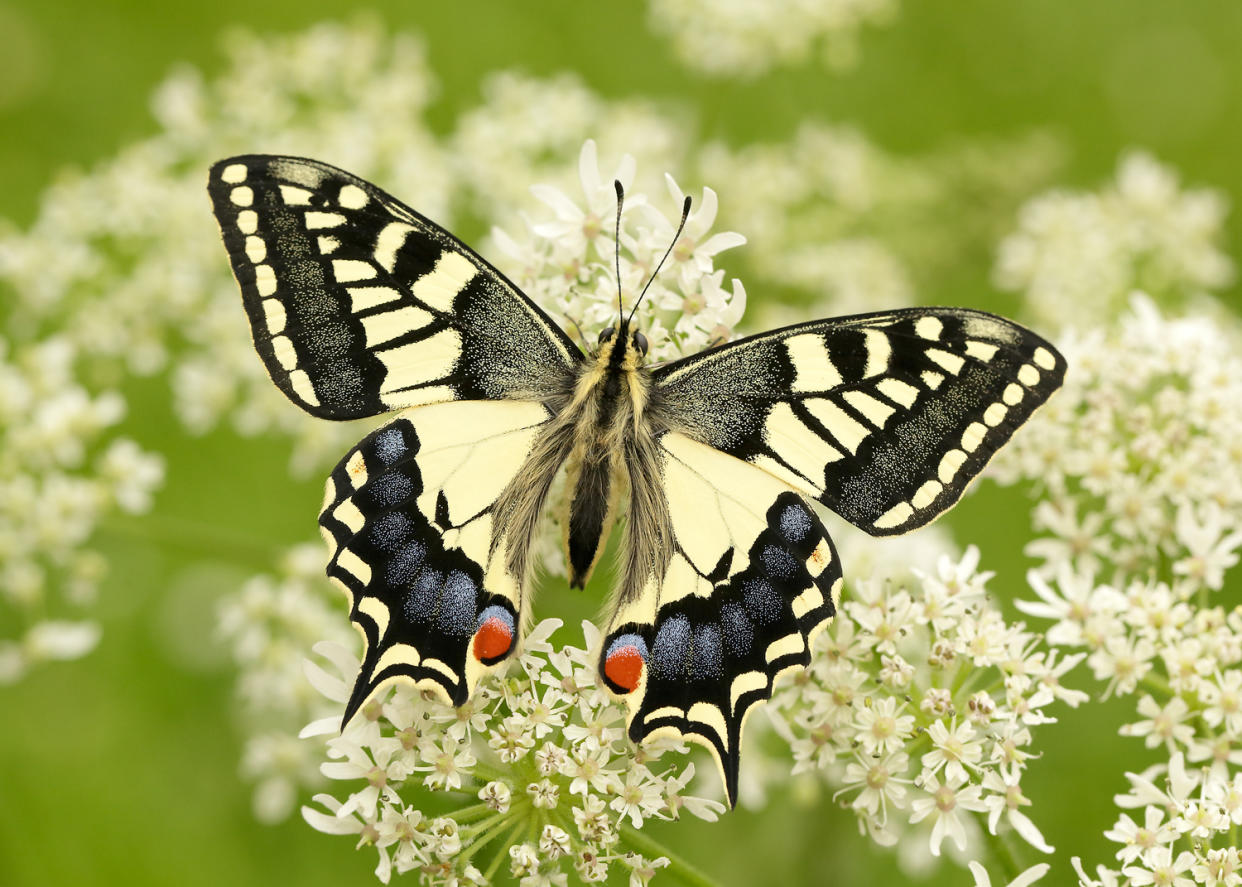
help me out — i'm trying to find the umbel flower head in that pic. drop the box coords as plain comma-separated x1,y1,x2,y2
301,618,725,885
992,295,1242,886
994,152,1233,329
0,336,163,684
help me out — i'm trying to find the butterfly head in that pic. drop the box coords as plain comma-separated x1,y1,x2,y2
596,323,649,365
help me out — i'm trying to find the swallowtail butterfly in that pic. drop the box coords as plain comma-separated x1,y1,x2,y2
208,155,1064,805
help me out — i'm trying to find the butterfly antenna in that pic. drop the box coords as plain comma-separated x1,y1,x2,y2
614,180,625,324
628,194,692,326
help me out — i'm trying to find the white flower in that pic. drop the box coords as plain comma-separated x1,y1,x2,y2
908,771,987,856
995,152,1233,327
1122,845,1197,887
1119,695,1195,752
921,718,984,784
647,0,900,77
1103,805,1176,865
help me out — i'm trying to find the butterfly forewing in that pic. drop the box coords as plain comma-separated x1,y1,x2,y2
654,307,1065,535
207,155,580,420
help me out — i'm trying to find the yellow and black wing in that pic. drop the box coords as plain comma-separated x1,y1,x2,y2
208,157,579,724
654,308,1065,534
207,155,580,419
599,308,1063,805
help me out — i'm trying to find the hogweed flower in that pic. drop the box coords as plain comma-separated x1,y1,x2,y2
994,152,1233,329
217,544,358,822
0,336,163,683
765,540,1076,871
300,619,724,885
699,124,1063,319
647,0,900,77
993,296,1242,885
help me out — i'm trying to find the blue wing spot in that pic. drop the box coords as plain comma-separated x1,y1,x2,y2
373,426,408,465
759,543,800,580
369,470,413,507
385,539,426,586
742,577,782,625
437,570,478,637
606,632,650,660
404,567,441,622
369,511,411,551
778,503,813,543
691,623,724,680
720,602,754,657
650,615,691,681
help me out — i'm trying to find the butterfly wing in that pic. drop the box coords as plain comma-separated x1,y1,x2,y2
653,307,1065,534
209,157,580,722
319,399,561,722
600,307,1062,803
601,432,841,806
207,155,580,419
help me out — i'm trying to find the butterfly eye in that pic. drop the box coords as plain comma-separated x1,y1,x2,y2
633,332,649,356
599,327,616,345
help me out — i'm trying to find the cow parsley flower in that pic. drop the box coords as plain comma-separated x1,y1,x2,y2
699,125,1062,318
217,544,356,822
764,538,1072,873
0,337,163,683
647,0,900,78
994,152,1233,328
301,619,724,885
995,295,1242,886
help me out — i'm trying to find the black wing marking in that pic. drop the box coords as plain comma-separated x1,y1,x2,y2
207,155,580,419
653,307,1065,535
599,433,840,805
318,399,556,721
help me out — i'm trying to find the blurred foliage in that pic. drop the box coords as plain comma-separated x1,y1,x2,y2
1,1,1240,886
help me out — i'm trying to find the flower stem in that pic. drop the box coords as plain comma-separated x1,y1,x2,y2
482,818,528,881
619,823,722,887
459,808,522,864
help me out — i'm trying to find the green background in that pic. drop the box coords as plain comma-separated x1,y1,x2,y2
1,1,1239,885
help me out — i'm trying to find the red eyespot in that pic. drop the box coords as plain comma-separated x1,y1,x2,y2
604,644,645,692
473,615,514,662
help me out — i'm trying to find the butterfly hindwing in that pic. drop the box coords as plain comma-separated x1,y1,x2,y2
319,399,555,721
207,155,580,420
654,307,1065,535
600,433,841,805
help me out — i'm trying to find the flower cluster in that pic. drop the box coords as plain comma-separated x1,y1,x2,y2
493,139,747,365
646,0,899,77
218,544,356,823
994,151,1234,329
991,294,1242,589
301,619,724,885
764,537,1081,878
991,296,1242,885
698,125,1064,319
449,71,687,226
0,336,164,683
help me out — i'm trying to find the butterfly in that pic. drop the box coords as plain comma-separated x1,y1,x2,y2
208,154,1064,806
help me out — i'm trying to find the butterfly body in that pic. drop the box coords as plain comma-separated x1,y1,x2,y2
208,154,1066,805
